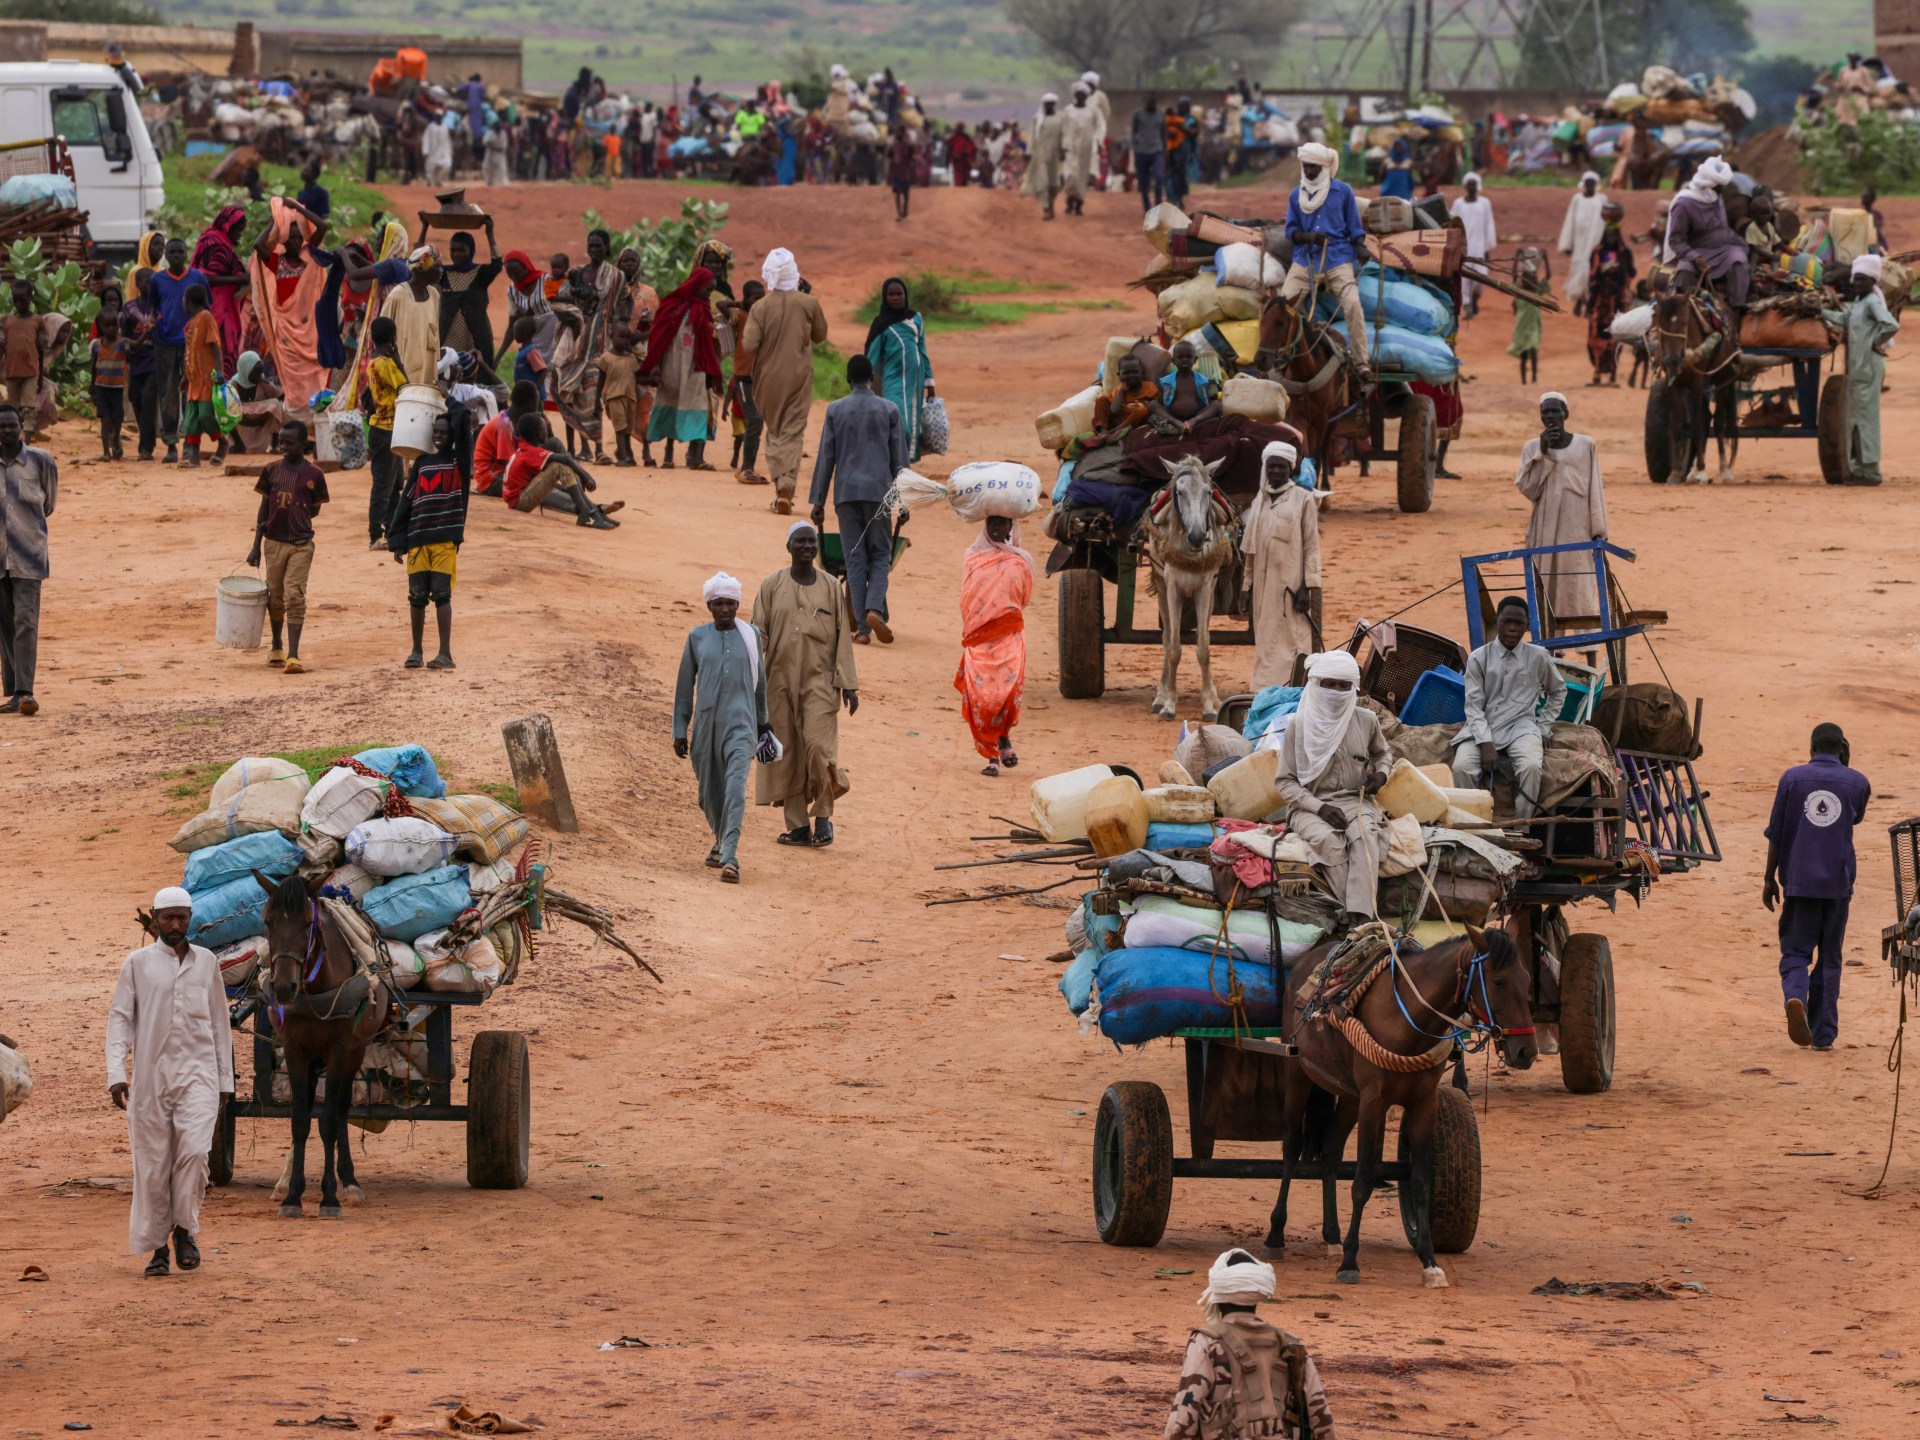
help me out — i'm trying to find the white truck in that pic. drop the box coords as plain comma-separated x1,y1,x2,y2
0,61,164,262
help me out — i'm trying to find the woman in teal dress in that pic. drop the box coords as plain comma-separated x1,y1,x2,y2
864,276,936,460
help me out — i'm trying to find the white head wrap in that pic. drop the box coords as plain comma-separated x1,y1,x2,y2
761,247,800,292
153,886,193,913
1072,82,1091,99
1580,169,1600,187
1293,651,1363,786
830,64,848,80
1081,70,1100,86
1853,254,1884,281
1197,1249,1277,1316
1463,170,1483,188
436,346,461,379
1260,439,1299,472
1539,390,1569,410
1683,155,1733,203
1040,92,1059,106
787,519,818,540
1296,142,1338,213
703,572,743,604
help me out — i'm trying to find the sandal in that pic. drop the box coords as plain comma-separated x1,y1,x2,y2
705,849,723,868
810,820,834,848
283,657,307,675
719,862,740,884
404,653,423,669
688,461,718,472
268,648,286,667
981,761,1001,777
999,744,1019,769
775,826,811,846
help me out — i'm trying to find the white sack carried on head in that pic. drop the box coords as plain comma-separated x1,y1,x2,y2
890,463,1041,523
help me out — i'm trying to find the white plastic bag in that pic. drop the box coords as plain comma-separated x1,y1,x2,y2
1609,304,1653,341
346,816,457,877
1215,241,1263,290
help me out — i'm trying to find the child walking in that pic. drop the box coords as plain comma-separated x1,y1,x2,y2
365,315,408,549
388,411,467,670
179,284,225,468
247,419,328,674
90,309,128,460
2,277,48,437
1508,249,1548,387
596,320,643,467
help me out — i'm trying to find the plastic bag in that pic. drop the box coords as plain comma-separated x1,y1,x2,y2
922,396,949,455
892,462,1040,522
213,375,241,433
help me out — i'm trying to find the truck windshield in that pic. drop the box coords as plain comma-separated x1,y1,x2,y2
51,89,114,147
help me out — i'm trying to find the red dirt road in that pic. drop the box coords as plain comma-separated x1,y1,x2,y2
3,177,1919,1437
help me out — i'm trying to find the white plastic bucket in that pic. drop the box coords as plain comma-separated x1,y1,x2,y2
215,574,268,650
391,384,446,459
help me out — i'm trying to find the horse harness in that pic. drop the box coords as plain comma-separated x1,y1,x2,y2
1298,928,1530,1073
265,899,391,1029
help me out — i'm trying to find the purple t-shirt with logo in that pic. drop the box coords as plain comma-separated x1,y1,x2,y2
1765,754,1871,899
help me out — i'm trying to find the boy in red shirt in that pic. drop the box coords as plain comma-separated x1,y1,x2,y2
501,412,622,529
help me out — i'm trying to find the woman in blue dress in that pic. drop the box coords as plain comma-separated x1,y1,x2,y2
1380,136,1415,201
864,276,936,461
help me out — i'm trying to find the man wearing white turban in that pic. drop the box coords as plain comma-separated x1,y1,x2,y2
674,572,772,882
1557,170,1609,312
1061,86,1101,216
1448,172,1498,317
1281,141,1371,373
739,249,828,513
1164,1249,1340,1439
1240,441,1322,690
1275,650,1391,924
106,887,234,1275
1666,155,1750,309
752,521,858,847
1022,94,1066,219
1080,71,1110,187
1822,255,1900,484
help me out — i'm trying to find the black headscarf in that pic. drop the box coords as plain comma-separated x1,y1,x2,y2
864,276,916,352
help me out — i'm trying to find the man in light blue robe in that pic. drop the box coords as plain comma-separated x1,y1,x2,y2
673,571,771,882
1822,254,1901,486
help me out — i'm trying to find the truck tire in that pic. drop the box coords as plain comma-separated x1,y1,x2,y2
466,1031,531,1189
1057,568,1106,700
1818,374,1849,485
1093,1080,1173,1246
1558,933,1615,1094
1395,395,1437,513
1645,380,1674,483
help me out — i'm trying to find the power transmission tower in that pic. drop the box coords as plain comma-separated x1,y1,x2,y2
1281,0,1609,96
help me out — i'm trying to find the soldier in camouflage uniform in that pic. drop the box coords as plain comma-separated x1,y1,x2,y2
1164,1250,1339,1440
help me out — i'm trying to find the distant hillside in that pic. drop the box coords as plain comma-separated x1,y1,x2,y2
1747,0,1873,61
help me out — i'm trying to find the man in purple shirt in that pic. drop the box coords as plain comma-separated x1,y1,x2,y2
1763,723,1871,1050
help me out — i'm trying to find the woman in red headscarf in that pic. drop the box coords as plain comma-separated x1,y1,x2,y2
191,204,251,364
640,266,722,469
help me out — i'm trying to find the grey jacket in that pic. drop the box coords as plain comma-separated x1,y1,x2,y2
0,444,57,580
809,386,906,509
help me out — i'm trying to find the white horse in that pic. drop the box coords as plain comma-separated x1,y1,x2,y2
1143,454,1237,721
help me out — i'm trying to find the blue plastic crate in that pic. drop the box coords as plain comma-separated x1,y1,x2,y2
1399,665,1466,727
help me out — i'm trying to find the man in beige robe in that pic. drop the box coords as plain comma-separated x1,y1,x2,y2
1022,95,1066,219
1516,392,1607,627
1061,85,1100,214
752,521,858,847
739,247,829,515
1240,441,1321,691
1275,650,1390,925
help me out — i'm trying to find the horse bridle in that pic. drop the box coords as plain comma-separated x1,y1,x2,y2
267,900,326,989
1389,941,1534,1053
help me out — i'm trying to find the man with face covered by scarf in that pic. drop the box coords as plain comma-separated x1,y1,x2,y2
1280,143,1370,377
1164,1249,1340,1439
1275,650,1390,926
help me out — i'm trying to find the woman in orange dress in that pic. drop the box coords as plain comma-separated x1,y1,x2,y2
955,516,1034,777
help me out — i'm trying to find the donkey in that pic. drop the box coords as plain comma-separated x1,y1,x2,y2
1272,924,1536,1287
1142,454,1236,721
253,872,392,1218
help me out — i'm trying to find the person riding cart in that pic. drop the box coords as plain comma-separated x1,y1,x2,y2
1279,142,1371,381
1666,157,1750,313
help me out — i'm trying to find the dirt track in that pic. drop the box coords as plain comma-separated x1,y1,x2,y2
4,177,1920,1438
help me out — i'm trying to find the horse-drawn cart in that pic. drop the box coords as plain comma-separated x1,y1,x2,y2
1314,368,1442,514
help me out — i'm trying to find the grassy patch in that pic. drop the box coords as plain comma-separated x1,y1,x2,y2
813,342,850,401
157,152,390,245
159,745,521,813
855,270,1114,333
470,781,522,808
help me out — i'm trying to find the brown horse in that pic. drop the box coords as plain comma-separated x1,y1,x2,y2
1255,292,1353,482
254,871,392,1218
1270,925,1535,1287
1651,286,1740,484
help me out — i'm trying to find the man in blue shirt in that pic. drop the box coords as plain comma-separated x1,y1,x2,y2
143,238,210,464
1764,723,1872,1049
1280,141,1371,378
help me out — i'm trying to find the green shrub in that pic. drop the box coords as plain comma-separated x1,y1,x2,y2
1800,112,1920,196
5,237,99,416
580,197,729,293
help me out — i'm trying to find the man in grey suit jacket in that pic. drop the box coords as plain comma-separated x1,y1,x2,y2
809,354,906,644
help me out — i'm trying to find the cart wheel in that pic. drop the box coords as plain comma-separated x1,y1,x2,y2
208,1102,236,1188
466,1030,530,1190
1093,1080,1172,1246
1395,395,1437,513
1558,934,1615,1094
1644,380,1674,483
1398,1083,1480,1254
1817,374,1849,485
1057,568,1106,701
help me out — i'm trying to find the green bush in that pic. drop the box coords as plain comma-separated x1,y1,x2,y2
580,197,729,293
1800,113,1920,196
812,342,849,401
5,237,99,416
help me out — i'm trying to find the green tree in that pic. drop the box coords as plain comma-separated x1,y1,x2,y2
0,0,167,22
1004,0,1299,87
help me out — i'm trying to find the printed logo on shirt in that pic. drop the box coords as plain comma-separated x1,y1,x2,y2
1804,789,1844,828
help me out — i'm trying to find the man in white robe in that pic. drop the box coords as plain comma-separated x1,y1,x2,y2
1449,172,1498,317
1080,71,1110,184
1240,442,1321,690
106,888,234,1276
1022,95,1066,219
1516,392,1607,624
1558,171,1608,312
1062,85,1101,215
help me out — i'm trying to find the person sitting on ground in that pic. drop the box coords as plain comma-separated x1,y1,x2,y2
1274,649,1389,930
1164,1249,1339,1440
474,379,536,498
388,412,467,670
246,419,326,674
229,350,288,455
500,411,623,529
1451,597,1566,818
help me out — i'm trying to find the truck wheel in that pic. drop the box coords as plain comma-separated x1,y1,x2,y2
1057,568,1106,700
1395,395,1436,513
208,1103,236,1187
1558,934,1615,1094
466,1031,531,1189
1398,1083,1480,1254
1645,380,1674,483
1093,1080,1173,1246
1817,374,1849,485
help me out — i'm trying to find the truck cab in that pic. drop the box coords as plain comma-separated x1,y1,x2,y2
0,61,164,262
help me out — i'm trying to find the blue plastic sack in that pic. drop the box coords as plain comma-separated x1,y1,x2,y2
1095,946,1286,1045
1332,321,1460,382
1060,948,1097,1016
183,829,302,895
1243,684,1305,741
1052,457,1077,506
1146,821,1218,850
361,865,472,941
0,174,77,212
1319,265,1455,337
354,744,446,799
189,875,272,949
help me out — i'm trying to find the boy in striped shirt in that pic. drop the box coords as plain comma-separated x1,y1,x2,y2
387,412,468,670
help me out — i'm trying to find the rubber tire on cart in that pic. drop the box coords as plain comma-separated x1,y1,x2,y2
1558,933,1616,1094
1093,1080,1173,1246
1395,395,1437,513
208,1102,236,1187
1644,380,1674,483
1057,568,1106,700
1397,1083,1481,1254
466,1030,531,1189
1817,374,1850,485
